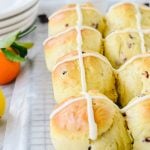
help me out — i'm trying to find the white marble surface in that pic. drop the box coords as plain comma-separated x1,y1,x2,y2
0,0,147,150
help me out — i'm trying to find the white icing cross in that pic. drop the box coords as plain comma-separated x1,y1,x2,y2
75,4,98,140
135,4,146,53
43,26,101,46
48,4,100,141
50,94,118,132
107,2,150,53
121,94,150,113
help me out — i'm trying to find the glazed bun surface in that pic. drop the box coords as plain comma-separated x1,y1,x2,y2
50,92,132,150
44,27,103,71
117,55,150,106
105,31,141,68
48,3,105,35
105,3,150,35
122,95,150,150
52,52,117,103
140,5,150,29
105,3,137,35
144,33,150,52
104,2,150,68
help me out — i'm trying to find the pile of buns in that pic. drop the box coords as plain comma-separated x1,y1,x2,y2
43,2,150,150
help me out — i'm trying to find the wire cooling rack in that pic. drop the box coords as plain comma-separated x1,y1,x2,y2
2,24,55,150
27,53,55,150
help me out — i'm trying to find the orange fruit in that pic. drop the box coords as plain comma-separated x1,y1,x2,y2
0,50,20,85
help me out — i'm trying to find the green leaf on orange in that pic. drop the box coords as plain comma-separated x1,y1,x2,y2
1,48,25,62
15,41,33,49
11,42,27,58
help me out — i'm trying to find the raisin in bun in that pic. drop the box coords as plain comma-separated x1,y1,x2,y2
122,94,150,150
44,27,103,71
116,54,150,106
105,3,150,35
104,2,150,68
48,3,105,35
104,30,150,68
52,51,117,103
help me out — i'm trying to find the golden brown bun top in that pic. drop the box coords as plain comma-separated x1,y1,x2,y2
44,27,103,71
125,95,150,125
117,54,150,106
118,54,150,72
123,95,150,150
55,51,111,67
105,2,150,35
48,3,105,35
51,91,117,136
52,50,118,104
56,50,83,63
109,3,135,12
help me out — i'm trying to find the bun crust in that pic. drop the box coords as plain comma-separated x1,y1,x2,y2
140,5,150,29
124,96,150,150
105,3,137,35
105,3,150,35
49,4,105,35
51,93,132,150
144,33,150,52
52,52,117,103
105,31,142,68
117,55,150,106
44,27,103,71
